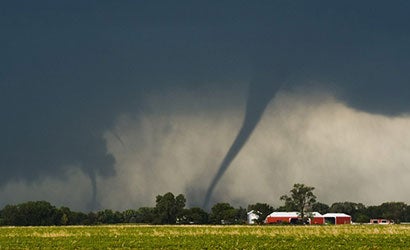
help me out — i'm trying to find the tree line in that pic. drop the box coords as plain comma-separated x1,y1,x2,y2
1,184,409,226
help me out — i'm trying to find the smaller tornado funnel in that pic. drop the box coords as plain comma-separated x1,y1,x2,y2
83,168,100,211
203,67,287,209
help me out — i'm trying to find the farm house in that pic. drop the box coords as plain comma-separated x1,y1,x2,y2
323,213,352,224
247,210,259,224
265,212,325,224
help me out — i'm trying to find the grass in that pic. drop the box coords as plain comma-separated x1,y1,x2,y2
0,224,409,249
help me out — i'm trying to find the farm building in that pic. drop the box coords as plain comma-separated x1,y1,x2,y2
247,210,259,224
370,219,393,224
265,212,325,225
323,213,352,224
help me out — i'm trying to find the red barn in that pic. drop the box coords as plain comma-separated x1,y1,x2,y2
310,212,325,225
265,212,325,224
323,213,352,224
265,212,298,224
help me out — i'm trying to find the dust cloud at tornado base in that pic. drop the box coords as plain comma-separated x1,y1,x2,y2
1,87,409,211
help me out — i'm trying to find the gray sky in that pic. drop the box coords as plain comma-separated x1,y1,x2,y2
1,1,410,211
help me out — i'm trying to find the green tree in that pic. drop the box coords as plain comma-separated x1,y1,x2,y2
0,204,19,225
209,203,237,224
123,209,139,223
330,202,366,222
178,207,208,224
312,202,330,215
70,211,89,225
366,205,381,221
235,207,248,224
379,202,407,223
58,207,72,225
406,204,410,222
280,183,317,222
136,207,155,223
14,201,60,226
96,209,123,224
84,212,98,225
247,203,275,224
355,213,370,223
154,192,186,224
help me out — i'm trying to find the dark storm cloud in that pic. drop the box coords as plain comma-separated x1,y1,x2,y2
1,1,410,209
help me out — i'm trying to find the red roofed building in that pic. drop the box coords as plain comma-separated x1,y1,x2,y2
323,213,352,224
265,212,325,224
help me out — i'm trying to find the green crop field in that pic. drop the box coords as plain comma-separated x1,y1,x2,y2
0,224,409,249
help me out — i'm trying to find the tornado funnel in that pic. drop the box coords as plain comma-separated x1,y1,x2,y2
203,68,286,209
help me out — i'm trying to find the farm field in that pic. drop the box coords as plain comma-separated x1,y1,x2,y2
0,224,409,249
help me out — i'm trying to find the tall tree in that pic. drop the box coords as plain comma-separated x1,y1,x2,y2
280,183,317,222
209,203,237,224
154,192,186,224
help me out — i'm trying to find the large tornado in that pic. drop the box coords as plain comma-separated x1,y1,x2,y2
203,68,286,209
